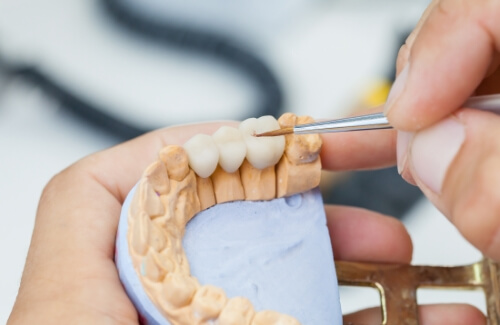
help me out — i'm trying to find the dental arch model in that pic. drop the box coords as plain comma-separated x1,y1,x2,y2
116,113,340,324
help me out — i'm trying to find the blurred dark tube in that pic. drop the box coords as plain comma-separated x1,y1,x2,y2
101,0,283,121
0,0,284,141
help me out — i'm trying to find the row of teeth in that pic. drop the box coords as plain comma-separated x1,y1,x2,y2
183,116,285,178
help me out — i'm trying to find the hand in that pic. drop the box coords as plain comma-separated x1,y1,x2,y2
321,125,484,324
3,117,409,325
7,116,479,324
340,0,500,323
7,123,232,324
384,0,500,261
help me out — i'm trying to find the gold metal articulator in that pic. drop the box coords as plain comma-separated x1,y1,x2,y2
336,257,500,324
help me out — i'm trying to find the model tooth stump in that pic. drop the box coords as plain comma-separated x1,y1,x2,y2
115,114,342,325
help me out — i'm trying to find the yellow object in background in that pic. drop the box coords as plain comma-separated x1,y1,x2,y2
360,79,392,108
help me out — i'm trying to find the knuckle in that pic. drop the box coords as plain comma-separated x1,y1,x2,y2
435,0,491,20
435,0,456,18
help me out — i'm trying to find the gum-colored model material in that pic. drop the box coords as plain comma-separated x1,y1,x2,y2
195,176,216,210
211,167,245,204
276,114,322,198
125,114,324,325
240,160,276,201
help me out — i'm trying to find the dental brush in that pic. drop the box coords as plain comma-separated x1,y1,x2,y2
255,94,500,137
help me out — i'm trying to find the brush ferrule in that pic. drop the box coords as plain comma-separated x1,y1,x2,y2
294,113,391,134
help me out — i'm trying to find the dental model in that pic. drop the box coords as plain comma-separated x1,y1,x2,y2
115,113,341,324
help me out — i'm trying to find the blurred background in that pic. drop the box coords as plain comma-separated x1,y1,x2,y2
0,0,486,323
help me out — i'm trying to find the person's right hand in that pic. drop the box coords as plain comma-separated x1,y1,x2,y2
333,0,500,323
385,0,500,261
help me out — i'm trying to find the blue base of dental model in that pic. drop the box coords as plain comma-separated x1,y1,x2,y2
115,186,342,324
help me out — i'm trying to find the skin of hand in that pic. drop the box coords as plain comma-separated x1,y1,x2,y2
321,128,485,325
6,122,407,325
384,0,500,263
6,118,483,325
333,0,500,323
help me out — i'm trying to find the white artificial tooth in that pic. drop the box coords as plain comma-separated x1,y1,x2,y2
212,126,247,173
239,116,285,169
183,134,219,178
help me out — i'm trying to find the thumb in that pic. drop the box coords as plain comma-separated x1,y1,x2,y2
399,108,500,260
385,0,500,131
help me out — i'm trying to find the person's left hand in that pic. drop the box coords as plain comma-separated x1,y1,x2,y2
7,122,234,324
6,120,460,324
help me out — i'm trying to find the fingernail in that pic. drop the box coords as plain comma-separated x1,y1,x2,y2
397,131,413,174
384,64,409,115
410,117,465,194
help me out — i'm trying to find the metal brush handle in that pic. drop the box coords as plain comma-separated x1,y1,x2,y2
293,93,500,135
294,112,391,134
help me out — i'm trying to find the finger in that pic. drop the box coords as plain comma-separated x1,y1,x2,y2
30,122,234,262
404,0,439,50
396,0,440,73
343,307,381,325
320,129,396,171
344,304,485,325
80,122,238,202
400,109,500,260
326,205,412,263
320,106,397,171
385,0,500,131
418,304,486,325
28,121,234,263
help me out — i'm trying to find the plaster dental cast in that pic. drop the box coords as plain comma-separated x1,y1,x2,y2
115,113,340,324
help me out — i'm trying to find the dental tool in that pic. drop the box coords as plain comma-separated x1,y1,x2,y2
255,94,500,137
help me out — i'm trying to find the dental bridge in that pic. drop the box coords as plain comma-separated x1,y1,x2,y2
122,113,500,325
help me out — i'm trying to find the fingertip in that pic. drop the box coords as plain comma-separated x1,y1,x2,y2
343,304,486,325
343,307,381,325
419,304,486,325
320,128,397,171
